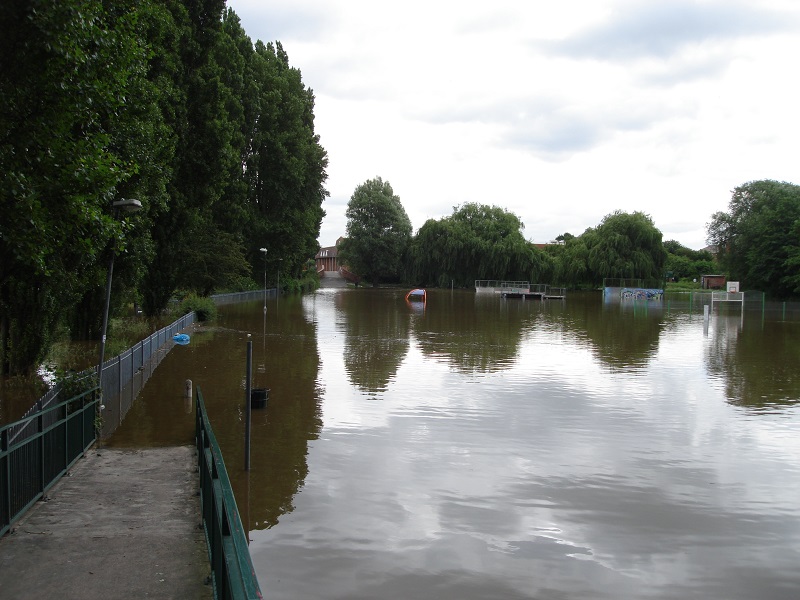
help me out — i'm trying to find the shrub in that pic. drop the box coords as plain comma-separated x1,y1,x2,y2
178,293,217,322
665,280,702,291
55,369,98,401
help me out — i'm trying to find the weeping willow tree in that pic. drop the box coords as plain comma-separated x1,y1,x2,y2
583,211,666,286
408,203,551,287
549,235,590,287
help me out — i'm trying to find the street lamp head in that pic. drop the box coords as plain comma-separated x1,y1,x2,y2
112,198,142,213
259,247,268,254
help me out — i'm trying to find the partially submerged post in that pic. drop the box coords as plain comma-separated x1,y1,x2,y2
184,379,193,414
244,341,252,471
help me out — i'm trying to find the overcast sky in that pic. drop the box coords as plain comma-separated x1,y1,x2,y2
225,0,800,250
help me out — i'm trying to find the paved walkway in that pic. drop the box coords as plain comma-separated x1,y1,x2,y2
319,270,349,288
0,446,212,599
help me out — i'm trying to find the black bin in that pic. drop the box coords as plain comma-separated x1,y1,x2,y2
250,388,269,409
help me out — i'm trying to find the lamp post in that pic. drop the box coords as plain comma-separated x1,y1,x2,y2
260,247,268,311
97,199,142,384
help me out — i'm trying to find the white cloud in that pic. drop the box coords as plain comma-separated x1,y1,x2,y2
540,0,797,61
227,0,800,249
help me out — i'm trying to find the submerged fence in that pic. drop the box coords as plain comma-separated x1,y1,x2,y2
15,312,196,440
212,289,274,306
1,388,98,538
195,387,262,599
17,293,267,438
99,312,195,438
639,290,800,322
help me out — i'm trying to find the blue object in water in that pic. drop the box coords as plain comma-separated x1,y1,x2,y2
173,333,190,345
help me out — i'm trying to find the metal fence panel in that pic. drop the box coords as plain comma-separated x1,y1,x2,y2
8,312,197,441
43,419,67,485
212,290,271,305
195,387,262,599
1,390,98,538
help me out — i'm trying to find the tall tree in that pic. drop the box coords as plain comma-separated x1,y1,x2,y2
584,211,666,285
140,0,241,314
245,41,328,282
339,178,412,285
707,180,800,298
0,0,330,373
68,0,177,341
548,233,590,287
409,203,550,287
0,0,151,374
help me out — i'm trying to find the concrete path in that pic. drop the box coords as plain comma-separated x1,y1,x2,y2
319,270,349,288
0,446,212,599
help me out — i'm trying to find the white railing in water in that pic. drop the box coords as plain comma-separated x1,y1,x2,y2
475,280,530,293
711,291,744,309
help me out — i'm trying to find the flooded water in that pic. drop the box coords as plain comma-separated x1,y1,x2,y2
108,288,800,599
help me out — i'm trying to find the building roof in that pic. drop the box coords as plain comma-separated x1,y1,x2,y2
315,245,338,259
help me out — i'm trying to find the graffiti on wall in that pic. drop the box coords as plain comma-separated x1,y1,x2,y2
620,288,664,301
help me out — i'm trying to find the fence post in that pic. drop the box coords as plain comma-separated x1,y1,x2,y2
1,428,8,528
244,341,252,471
130,350,134,404
185,379,193,414
38,412,46,494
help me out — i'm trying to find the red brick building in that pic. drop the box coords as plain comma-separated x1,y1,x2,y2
701,274,726,290
315,238,342,272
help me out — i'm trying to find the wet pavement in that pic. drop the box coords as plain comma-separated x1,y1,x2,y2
0,446,212,599
318,270,349,288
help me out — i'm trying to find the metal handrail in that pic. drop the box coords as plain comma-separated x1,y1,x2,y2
1,387,98,538
195,387,262,600
13,312,196,438
211,290,270,305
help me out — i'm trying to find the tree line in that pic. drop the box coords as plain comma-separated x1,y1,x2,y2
340,178,800,298
0,1,328,375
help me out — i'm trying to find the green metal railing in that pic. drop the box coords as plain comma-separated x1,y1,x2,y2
195,387,262,600
1,388,98,538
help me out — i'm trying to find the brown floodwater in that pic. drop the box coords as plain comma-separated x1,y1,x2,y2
107,288,800,599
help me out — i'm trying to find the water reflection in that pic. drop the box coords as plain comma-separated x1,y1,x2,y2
336,288,410,394
706,312,800,410
108,295,322,531
103,287,800,599
573,295,665,370
250,288,800,600
408,291,539,373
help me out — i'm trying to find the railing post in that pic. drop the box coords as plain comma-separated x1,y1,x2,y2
38,412,45,495
2,429,9,529
130,349,135,405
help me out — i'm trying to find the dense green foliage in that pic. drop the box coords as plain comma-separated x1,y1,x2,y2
584,211,666,284
343,199,684,291
339,178,412,285
178,294,217,322
663,240,716,282
545,211,666,287
0,1,327,375
409,203,551,288
1,0,157,373
707,180,800,299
